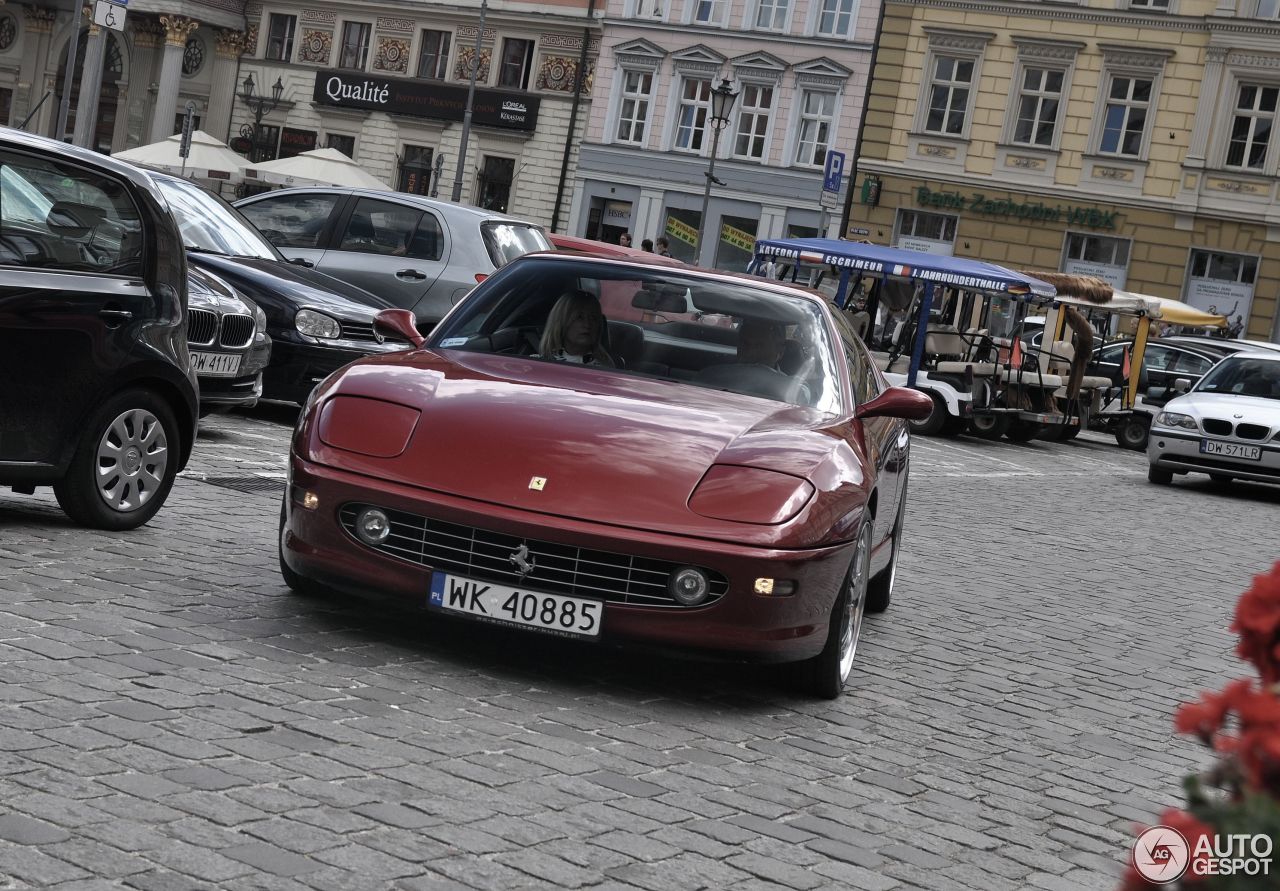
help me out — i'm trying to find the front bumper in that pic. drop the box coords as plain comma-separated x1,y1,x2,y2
281,455,854,663
265,338,399,405
1148,427,1280,483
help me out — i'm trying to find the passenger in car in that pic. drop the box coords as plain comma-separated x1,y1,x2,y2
695,319,809,403
536,290,616,367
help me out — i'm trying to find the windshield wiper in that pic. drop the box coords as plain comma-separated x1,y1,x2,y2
185,246,234,257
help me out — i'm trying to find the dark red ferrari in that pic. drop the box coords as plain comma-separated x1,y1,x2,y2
280,253,931,698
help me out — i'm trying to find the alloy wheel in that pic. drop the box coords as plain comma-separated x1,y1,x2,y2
838,525,872,683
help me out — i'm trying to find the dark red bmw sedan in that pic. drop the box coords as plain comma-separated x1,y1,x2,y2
280,253,930,698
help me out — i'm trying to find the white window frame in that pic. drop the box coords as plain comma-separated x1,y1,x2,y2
913,31,990,141
687,0,729,26
750,0,792,32
894,209,958,249
1223,81,1279,173
1002,40,1079,153
336,19,373,71
1127,0,1172,12
264,13,296,63
496,37,535,90
414,28,452,81
670,74,713,154
1089,47,1168,161
611,68,656,147
1010,68,1064,148
792,89,837,168
731,80,775,161
809,0,858,39
1258,0,1280,18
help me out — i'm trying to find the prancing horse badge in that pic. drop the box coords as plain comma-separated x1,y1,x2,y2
528,476,547,491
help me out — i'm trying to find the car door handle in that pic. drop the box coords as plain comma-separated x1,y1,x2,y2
289,257,315,268
396,269,427,281
99,308,133,324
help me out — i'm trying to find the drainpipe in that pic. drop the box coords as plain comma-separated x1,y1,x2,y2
839,0,889,236
550,0,598,233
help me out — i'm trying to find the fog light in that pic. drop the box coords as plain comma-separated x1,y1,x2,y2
755,578,797,596
302,491,319,510
670,567,709,606
356,507,391,545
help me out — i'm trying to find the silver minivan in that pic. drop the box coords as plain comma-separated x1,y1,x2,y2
234,188,551,326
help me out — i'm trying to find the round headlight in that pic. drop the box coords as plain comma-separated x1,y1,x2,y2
295,308,341,339
355,507,390,545
670,567,710,606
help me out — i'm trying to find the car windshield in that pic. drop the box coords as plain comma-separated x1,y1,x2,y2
481,222,552,267
154,176,281,261
431,256,842,413
1195,356,1280,400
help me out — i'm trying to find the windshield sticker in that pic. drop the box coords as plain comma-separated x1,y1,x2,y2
439,337,468,348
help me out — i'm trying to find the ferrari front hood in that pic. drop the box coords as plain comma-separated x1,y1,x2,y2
313,351,842,534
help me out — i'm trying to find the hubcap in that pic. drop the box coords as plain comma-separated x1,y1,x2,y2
95,408,168,513
838,526,871,682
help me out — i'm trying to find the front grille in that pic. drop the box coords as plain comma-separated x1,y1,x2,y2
220,314,255,349
1236,423,1271,441
339,321,380,342
339,503,729,608
188,309,218,346
1202,418,1232,436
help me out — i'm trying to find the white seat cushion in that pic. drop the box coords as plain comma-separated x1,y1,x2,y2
935,361,999,376
1003,370,1064,388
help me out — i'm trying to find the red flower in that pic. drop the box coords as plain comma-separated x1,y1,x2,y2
1232,561,1280,684
1175,680,1251,740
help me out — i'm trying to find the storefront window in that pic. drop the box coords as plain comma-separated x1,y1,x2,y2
477,156,515,212
661,208,701,263
714,215,758,271
894,209,957,255
326,134,355,158
1062,232,1130,289
1185,249,1258,333
398,145,435,196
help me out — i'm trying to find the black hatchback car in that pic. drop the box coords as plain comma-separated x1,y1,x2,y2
0,127,198,529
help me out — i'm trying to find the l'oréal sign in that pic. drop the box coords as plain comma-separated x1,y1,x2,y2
312,71,539,131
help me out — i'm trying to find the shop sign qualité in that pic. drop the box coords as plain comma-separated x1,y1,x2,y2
916,186,1119,230
312,71,539,131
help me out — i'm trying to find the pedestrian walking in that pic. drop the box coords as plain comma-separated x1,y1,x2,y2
655,236,671,257
619,232,632,247
641,238,654,252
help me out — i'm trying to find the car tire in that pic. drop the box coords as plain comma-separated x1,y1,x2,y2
940,414,968,437
968,414,1009,440
278,497,327,596
1148,465,1174,485
797,522,872,700
1116,416,1151,451
867,486,906,615
53,389,180,531
1005,420,1043,443
908,392,948,437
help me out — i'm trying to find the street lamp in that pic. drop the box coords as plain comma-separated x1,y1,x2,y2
239,73,284,163
693,78,739,264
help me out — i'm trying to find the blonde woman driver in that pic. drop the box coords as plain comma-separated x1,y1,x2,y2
537,290,615,367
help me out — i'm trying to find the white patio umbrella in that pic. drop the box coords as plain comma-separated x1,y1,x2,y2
112,130,248,182
242,147,388,189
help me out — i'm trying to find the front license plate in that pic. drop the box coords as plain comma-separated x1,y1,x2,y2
429,572,602,639
190,351,242,377
1200,439,1262,461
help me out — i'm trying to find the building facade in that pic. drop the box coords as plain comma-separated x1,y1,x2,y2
851,0,1280,341
0,0,601,226
568,0,880,268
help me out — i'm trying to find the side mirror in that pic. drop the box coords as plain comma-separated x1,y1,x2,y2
856,386,934,422
1172,377,1192,394
374,308,425,349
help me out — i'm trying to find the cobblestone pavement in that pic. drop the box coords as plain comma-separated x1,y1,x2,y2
1,407,1277,891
